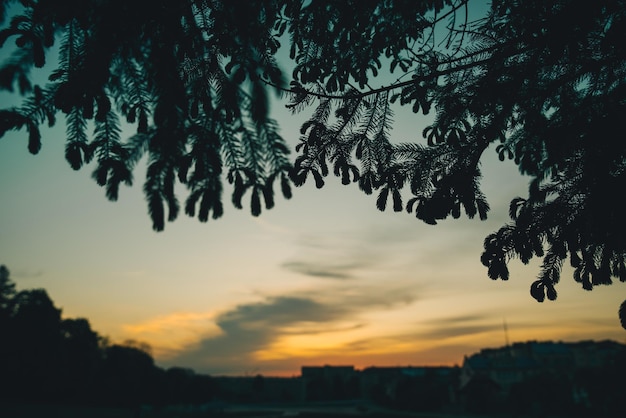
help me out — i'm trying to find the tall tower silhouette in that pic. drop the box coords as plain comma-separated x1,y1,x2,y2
503,318,510,348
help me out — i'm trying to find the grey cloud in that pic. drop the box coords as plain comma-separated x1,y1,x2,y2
418,324,498,340
331,313,498,350
293,282,420,310
335,328,490,361
219,296,347,328
167,296,348,374
281,322,365,336
283,232,387,281
166,283,420,375
415,313,498,339
282,261,354,280
281,238,383,281
12,269,44,279
425,314,490,326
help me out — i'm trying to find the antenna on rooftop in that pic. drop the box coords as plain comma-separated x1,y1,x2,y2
503,318,510,348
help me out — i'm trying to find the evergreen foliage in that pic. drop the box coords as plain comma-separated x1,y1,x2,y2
0,0,293,230
1,1,625,326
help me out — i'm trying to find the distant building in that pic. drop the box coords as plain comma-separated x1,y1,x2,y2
301,365,355,377
205,340,623,414
568,339,624,369
360,366,407,402
460,339,626,395
460,349,539,394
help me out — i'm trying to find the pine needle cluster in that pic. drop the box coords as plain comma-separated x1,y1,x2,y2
0,0,293,230
282,0,626,321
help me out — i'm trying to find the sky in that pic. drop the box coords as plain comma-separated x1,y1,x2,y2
1,4,625,377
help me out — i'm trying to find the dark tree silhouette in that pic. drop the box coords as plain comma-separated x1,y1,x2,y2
59,317,103,402
508,372,575,416
0,265,15,309
0,265,15,339
99,343,160,407
162,367,216,405
0,265,17,400
4,288,64,401
0,264,221,408
575,347,626,417
1,1,625,324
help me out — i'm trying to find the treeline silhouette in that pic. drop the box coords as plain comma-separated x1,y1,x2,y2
2,263,626,417
0,265,216,409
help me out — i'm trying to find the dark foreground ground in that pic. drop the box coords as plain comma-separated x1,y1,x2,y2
0,403,500,418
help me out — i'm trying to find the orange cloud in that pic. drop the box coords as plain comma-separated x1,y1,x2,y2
121,311,221,359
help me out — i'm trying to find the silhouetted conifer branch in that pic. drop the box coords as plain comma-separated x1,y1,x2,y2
1,0,625,327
